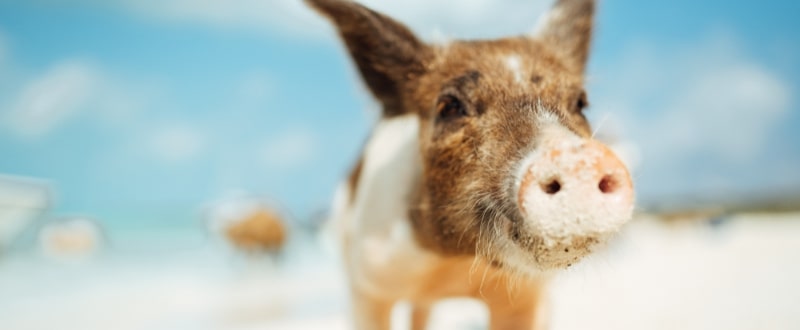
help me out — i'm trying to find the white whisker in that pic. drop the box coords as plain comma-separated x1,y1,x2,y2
591,112,610,139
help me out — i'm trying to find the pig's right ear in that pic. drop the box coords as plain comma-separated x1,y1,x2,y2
307,0,431,116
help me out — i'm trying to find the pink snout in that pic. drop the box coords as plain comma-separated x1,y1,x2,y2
517,138,633,268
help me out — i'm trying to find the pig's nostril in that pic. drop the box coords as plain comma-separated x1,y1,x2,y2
541,179,561,195
598,175,617,194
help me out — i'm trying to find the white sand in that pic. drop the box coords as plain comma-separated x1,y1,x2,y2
1,213,799,330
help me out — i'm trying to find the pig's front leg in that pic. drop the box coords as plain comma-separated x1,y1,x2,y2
485,278,548,330
350,287,394,330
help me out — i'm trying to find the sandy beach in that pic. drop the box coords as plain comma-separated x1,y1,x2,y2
2,212,798,330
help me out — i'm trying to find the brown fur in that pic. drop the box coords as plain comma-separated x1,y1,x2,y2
308,0,602,329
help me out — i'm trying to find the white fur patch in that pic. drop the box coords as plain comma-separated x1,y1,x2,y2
339,114,438,295
504,54,525,85
535,107,562,127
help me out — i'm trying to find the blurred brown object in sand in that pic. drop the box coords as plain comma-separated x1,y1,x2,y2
224,208,287,254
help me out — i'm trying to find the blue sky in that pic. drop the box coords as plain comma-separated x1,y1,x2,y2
0,0,798,227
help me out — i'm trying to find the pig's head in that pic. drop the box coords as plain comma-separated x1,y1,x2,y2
309,0,634,274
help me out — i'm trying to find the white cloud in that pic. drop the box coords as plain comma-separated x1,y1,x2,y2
113,0,549,41
5,60,100,138
2,57,162,139
148,124,205,163
658,63,789,161
260,126,316,169
0,175,51,246
590,32,794,196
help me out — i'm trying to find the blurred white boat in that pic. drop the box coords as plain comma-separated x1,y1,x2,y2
0,175,51,251
39,216,104,260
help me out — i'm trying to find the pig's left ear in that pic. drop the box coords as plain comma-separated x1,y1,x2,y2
533,0,594,73
307,0,432,117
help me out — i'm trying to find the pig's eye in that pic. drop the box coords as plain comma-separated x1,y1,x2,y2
436,95,467,120
575,91,589,112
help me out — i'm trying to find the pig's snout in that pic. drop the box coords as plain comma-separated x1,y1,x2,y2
516,138,633,268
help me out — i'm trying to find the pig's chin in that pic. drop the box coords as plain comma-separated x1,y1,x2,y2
494,222,614,275
529,231,608,270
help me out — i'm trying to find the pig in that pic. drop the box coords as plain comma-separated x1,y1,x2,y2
206,198,288,258
223,207,287,255
308,0,634,328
